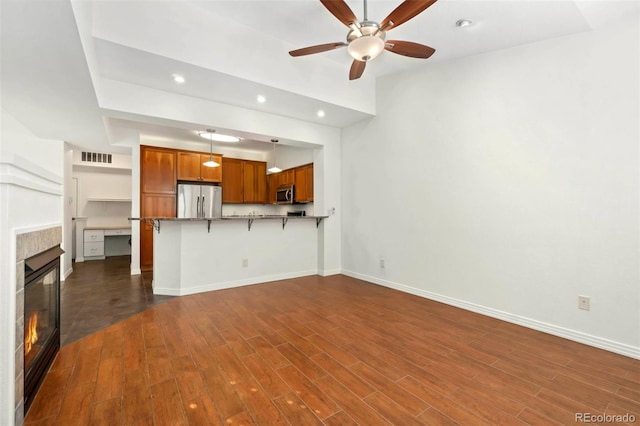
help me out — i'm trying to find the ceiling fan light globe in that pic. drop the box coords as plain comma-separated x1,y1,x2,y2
347,36,385,62
203,160,220,168
268,166,282,174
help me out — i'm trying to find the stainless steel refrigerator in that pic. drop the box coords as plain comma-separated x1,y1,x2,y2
177,183,222,219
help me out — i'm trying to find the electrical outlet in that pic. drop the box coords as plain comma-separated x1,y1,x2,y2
242,259,249,268
379,258,385,269
578,296,590,311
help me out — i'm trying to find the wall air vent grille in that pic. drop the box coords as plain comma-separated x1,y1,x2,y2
81,151,112,164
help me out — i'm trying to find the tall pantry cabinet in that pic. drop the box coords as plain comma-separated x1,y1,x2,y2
140,146,176,270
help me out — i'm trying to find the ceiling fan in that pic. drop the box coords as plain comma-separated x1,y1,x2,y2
289,0,438,80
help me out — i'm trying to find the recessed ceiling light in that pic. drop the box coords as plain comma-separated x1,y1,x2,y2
172,74,185,84
317,110,326,118
456,19,473,28
198,129,240,143
257,95,266,103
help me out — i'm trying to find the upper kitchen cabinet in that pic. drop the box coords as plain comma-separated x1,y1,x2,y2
294,164,314,203
141,146,177,194
221,157,244,203
267,173,278,204
277,169,295,187
221,157,267,204
243,160,267,204
177,151,222,183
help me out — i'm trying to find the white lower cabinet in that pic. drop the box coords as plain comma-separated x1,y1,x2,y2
84,241,105,257
83,229,105,259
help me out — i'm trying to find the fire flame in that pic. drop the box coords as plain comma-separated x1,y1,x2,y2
25,312,38,355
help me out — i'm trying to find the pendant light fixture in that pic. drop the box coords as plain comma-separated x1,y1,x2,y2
201,129,220,168
268,139,282,173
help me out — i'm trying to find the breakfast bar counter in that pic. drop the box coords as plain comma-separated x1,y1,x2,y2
129,215,328,296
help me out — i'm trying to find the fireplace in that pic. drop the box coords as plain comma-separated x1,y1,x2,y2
23,246,63,412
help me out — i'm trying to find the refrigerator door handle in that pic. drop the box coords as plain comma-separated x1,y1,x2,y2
202,196,205,218
197,196,201,218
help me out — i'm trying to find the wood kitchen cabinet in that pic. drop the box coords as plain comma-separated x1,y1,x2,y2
243,160,267,204
140,146,178,270
177,151,222,182
221,157,244,203
140,192,176,268
267,173,278,204
141,146,177,194
294,163,314,203
277,169,295,186
221,158,267,204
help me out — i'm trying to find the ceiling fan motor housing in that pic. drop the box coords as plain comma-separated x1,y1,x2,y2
347,22,386,61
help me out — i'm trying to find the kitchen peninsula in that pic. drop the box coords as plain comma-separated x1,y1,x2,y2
130,215,327,296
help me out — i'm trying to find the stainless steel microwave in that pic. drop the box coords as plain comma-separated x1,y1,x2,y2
276,184,294,204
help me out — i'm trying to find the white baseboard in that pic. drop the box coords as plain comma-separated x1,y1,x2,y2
318,268,341,277
75,257,84,263
61,266,73,281
341,269,640,360
130,268,141,276
153,270,319,297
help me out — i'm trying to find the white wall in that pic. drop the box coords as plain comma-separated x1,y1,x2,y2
341,17,639,358
0,111,64,425
72,167,132,228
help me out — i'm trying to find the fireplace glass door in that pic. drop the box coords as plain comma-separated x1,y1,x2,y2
24,264,58,371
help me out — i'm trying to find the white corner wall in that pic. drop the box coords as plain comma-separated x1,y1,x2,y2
341,17,639,358
0,111,64,425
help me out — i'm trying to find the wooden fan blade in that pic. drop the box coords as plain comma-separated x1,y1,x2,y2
289,42,347,57
349,60,366,80
385,40,435,58
320,0,358,27
381,0,438,31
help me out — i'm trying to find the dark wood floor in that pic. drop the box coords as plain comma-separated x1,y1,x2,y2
27,274,639,425
60,256,173,345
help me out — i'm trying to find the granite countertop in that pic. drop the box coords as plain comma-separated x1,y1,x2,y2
128,215,327,221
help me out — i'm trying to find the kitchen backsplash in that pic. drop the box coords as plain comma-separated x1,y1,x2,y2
221,203,313,217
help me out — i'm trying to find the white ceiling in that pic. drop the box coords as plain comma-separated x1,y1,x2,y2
1,0,638,154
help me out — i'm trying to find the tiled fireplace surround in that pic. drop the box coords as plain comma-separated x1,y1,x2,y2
14,226,62,425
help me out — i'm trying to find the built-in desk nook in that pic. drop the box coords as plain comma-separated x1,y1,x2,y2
74,218,132,262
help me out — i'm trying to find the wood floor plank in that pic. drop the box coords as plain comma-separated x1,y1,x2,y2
201,365,246,422
66,346,101,387
246,335,290,369
241,353,291,399
305,334,360,367
88,397,121,426
182,394,224,426
342,343,406,381
398,376,492,425
276,364,339,420
517,407,565,426
323,410,358,426
363,391,429,426
314,375,391,425
121,368,153,425
55,382,95,425
272,392,323,426
151,379,188,425
417,407,459,425
349,362,429,416
24,367,72,421
277,343,327,381
449,387,527,424
146,346,174,385
93,357,123,402
311,352,375,398
234,377,289,425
